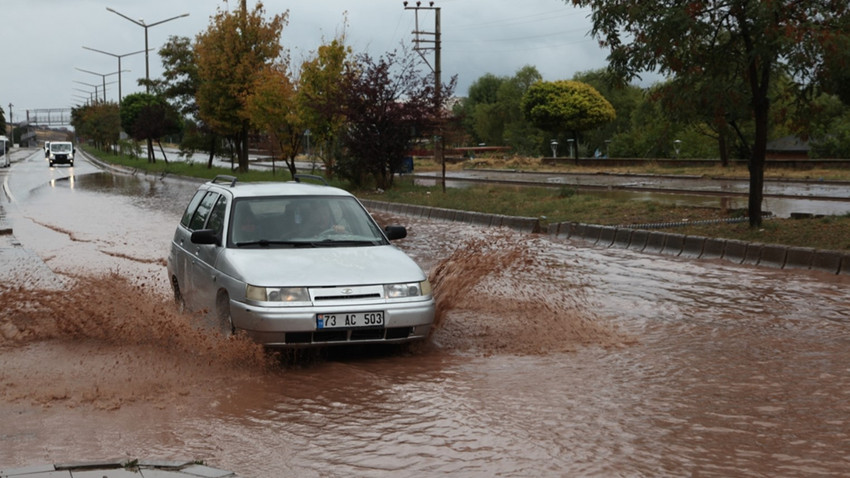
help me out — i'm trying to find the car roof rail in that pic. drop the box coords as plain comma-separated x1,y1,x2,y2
211,175,238,187
293,174,329,186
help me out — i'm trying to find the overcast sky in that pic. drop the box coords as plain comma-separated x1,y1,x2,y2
1,0,622,120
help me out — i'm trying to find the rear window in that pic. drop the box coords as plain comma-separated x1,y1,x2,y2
186,191,221,231
180,191,206,228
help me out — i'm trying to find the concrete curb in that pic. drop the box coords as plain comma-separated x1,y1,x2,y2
361,199,850,275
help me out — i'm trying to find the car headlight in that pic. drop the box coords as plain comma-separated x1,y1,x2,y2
246,285,310,303
385,280,431,298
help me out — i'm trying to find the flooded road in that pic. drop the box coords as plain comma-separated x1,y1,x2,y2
2,151,850,477
414,170,850,218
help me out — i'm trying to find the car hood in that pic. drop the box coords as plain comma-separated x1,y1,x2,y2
217,245,427,287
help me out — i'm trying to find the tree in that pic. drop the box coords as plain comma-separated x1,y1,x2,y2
71,103,121,151
158,35,229,168
808,92,850,158
454,66,544,154
299,35,353,178
572,69,643,157
245,63,302,177
461,73,508,145
569,0,850,226
195,1,287,172
521,80,616,162
500,66,546,155
120,93,182,163
338,50,447,189
0,106,6,136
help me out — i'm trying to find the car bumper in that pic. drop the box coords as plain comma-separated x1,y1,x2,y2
229,298,436,348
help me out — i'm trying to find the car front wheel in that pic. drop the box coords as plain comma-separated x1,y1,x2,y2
215,291,235,337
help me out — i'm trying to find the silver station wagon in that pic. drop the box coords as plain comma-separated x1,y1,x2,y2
167,175,435,348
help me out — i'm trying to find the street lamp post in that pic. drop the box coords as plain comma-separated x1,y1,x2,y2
73,80,117,104
76,68,126,103
73,81,102,103
82,46,147,105
105,7,189,93
72,93,92,106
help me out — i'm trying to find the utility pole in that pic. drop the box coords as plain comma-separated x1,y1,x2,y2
7,103,12,143
403,1,444,192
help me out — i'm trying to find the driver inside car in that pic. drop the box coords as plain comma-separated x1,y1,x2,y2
301,202,346,236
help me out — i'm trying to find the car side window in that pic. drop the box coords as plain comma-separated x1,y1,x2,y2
180,191,207,228
206,195,228,236
188,192,220,231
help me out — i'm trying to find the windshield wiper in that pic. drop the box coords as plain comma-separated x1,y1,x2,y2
308,239,381,247
235,240,317,248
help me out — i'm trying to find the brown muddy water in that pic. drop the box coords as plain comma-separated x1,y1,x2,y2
2,171,850,477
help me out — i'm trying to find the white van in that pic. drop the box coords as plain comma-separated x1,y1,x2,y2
47,141,75,167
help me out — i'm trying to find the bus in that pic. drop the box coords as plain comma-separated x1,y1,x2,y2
0,135,9,167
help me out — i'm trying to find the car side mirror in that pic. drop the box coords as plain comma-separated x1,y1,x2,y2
191,228,220,246
384,225,407,240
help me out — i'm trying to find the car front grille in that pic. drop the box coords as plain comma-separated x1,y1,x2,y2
284,326,413,345
310,285,384,303
313,292,381,301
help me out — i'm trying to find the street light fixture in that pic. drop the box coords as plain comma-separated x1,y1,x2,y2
75,68,127,103
105,7,189,93
82,46,147,105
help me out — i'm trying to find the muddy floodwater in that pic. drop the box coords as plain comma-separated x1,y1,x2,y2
2,161,850,477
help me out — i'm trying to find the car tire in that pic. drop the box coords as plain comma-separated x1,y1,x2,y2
216,291,235,337
49,161,53,167
70,161,74,167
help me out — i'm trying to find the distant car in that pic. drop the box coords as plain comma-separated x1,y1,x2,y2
47,141,74,167
167,174,435,348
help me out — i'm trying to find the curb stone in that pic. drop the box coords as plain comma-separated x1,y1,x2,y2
361,199,850,275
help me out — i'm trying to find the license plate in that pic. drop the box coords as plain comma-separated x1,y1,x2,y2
317,311,384,329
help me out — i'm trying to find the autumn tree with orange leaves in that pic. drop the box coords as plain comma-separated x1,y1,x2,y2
195,1,287,173
245,64,303,177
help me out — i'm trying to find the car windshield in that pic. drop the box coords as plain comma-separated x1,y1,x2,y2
229,195,387,247
51,143,72,152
